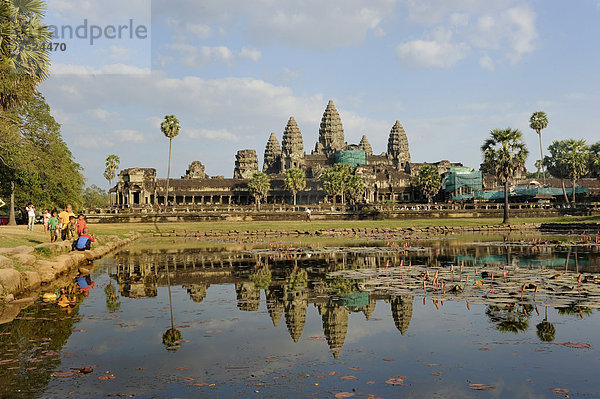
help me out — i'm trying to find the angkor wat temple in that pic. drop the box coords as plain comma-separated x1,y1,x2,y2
112,100,459,208
110,100,599,209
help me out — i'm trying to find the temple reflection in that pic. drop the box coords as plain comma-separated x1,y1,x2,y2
109,242,600,357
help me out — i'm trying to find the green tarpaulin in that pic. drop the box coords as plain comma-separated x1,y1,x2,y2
443,170,483,193
335,150,366,167
451,186,589,201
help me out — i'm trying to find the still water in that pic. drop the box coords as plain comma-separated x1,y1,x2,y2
1,236,600,398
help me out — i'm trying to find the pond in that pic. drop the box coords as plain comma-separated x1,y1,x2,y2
1,235,600,398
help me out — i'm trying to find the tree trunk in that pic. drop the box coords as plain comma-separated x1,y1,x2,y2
293,191,297,206
561,179,570,204
165,138,172,206
332,193,336,205
256,196,261,211
8,181,16,225
502,180,510,225
538,131,545,179
107,179,112,206
572,179,576,207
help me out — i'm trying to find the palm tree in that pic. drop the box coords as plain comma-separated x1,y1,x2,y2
481,128,528,224
284,168,306,206
160,115,180,205
103,154,120,205
589,142,600,177
162,255,182,351
545,139,589,206
536,306,555,342
1,0,52,225
529,112,548,179
413,164,441,203
247,172,270,211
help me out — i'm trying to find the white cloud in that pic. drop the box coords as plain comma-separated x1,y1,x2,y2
185,128,239,142
50,62,150,75
168,44,234,68
395,3,537,69
108,45,132,62
239,47,261,62
479,54,494,71
156,0,397,50
396,29,470,68
113,129,145,142
87,108,114,121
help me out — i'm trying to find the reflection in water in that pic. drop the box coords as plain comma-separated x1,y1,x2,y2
109,241,600,357
537,306,556,342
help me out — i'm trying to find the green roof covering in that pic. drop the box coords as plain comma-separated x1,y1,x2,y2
335,150,366,167
443,170,483,193
451,186,589,201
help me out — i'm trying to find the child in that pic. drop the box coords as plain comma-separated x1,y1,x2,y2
75,214,87,237
26,203,35,231
48,210,60,243
42,209,51,232
72,227,95,251
67,216,77,239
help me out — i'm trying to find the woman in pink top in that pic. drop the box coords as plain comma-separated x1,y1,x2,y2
76,214,87,236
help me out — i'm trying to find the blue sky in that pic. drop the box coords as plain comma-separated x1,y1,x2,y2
39,0,600,189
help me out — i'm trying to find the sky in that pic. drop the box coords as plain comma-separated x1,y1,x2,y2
39,0,600,189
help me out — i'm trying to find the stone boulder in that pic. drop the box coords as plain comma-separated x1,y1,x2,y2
0,255,13,269
21,271,41,291
0,268,22,293
11,253,37,267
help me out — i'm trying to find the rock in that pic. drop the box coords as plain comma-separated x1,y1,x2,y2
0,255,13,269
21,271,41,291
0,268,22,293
11,253,36,267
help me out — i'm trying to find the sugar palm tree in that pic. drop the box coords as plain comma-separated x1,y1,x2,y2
529,112,548,179
103,154,120,205
413,164,441,203
247,172,270,211
481,128,528,224
160,115,180,205
284,168,306,206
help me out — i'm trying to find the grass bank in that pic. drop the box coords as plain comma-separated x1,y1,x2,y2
1,215,598,248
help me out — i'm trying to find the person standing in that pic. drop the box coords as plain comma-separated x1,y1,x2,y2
48,210,60,243
26,203,36,231
42,209,51,232
58,204,75,241
305,208,311,222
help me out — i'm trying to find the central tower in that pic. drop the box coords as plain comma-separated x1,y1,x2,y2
314,100,345,155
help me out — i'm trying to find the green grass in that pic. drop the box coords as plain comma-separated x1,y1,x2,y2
1,214,598,249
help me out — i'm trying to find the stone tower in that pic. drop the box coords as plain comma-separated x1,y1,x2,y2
263,132,282,174
281,116,304,170
390,295,414,335
182,161,208,179
266,287,284,327
315,100,345,155
284,289,307,342
387,120,411,170
233,149,259,179
321,303,349,359
359,135,373,156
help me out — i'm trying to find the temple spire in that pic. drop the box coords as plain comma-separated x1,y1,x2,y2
281,116,304,170
359,135,373,156
263,132,282,174
315,100,345,155
387,120,411,169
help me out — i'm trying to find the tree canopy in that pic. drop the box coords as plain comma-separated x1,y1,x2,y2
247,171,270,210
82,184,107,210
481,128,528,224
0,92,84,213
414,164,441,203
284,168,306,206
320,163,363,205
544,139,589,205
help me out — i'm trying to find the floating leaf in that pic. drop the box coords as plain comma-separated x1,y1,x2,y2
183,377,195,381
194,382,209,386
366,381,376,385
385,376,406,386
176,366,191,370
469,384,495,390
335,392,355,398
549,388,569,393
329,371,340,375
382,358,394,362
98,374,115,380
52,371,80,378
340,375,357,380
479,348,492,351
348,367,362,371
265,356,279,359
560,342,591,348
431,372,442,376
